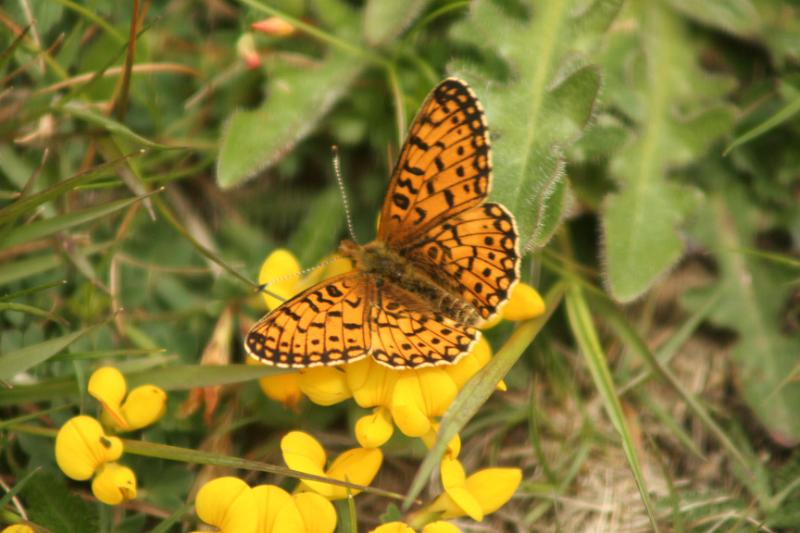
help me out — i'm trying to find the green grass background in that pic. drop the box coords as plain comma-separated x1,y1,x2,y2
2,0,800,531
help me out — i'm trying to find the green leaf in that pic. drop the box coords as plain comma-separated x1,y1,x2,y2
0,364,285,406
725,91,800,155
288,187,345,265
601,2,736,301
125,364,286,390
0,323,103,381
0,153,144,225
565,284,660,531
0,193,155,250
449,0,620,251
402,283,563,510
59,101,173,149
363,0,431,46
685,177,800,446
663,0,760,38
217,54,365,188
21,470,98,533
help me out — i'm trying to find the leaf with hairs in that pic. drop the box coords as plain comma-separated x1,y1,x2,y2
448,0,621,251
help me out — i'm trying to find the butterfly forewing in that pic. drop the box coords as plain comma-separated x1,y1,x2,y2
404,202,520,321
370,282,480,368
378,78,491,246
246,272,371,368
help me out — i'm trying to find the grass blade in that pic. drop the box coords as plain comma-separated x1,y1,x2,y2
0,322,106,381
12,424,407,501
0,191,160,250
724,92,800,155
564,284,660,531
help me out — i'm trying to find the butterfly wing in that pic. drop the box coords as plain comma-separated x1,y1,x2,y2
403,202,520,322
368,281,480,369
246,272,371,368
378,78,491,247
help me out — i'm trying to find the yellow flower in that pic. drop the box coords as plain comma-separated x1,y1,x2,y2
193,477,337,533
259,249,303,311
370,523,414,533
91,463,137,505
481,282,545,329
89,366,167,431
194,477,257,533
346,357,398,408
55,415,123,480
252,485,337,533
255,369,304,409
426,457,521,521
1,525,35,533
369,522,460,533
422,522,460,533
355,406,393,448
390,367,457,437
297,366,352,406
280,431,382,500
420,424,461,459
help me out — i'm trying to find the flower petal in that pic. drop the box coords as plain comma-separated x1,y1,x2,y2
501,283,545,321
422,522,461,533
445,336,492,389
464,467,521,515
258,373,303,408
91,463,137,505
88,367,128,429
251,484,303,533
324,447,383,499
390,369,457,437
1,525,35,533
259,249,302,310
439,457,483,521
55,416,123,480
121,385,167,431
368,522,415,533
281,431,327,471
421,424,461,459
281,432,334,496
195,477,257,533
298,367,352,406
355,407,393,448
293,491,337,533
346,358,398,408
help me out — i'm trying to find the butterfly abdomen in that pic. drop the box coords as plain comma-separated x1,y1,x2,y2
339,239,481,326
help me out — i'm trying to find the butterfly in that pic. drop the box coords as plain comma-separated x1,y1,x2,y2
245,78,520,369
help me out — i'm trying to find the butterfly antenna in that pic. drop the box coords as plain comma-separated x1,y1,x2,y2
332,145,360,244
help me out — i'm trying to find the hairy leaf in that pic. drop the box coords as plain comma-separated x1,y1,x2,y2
448,0,621,251
601,2,735,301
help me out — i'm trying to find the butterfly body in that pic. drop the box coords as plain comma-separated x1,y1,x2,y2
339,239,481,326
246,78,520,369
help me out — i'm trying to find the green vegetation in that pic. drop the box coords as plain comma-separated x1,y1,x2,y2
2,0,799,531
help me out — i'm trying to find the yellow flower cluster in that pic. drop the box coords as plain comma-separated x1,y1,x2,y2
192,476,336,533
54,366,166,505
245,249,543,529
255,249,545,449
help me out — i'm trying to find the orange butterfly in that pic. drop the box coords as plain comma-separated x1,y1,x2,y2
245,78,519,369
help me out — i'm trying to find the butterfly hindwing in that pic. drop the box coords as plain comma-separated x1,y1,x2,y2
378,78,491,246
369,282,480,368
246,272,371,368
404,203,520,322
